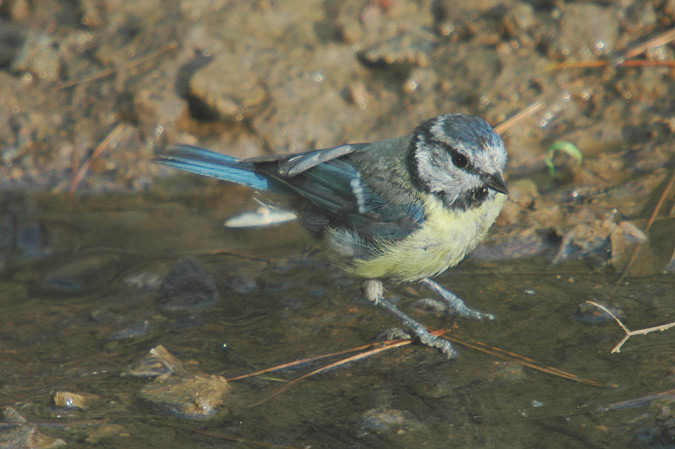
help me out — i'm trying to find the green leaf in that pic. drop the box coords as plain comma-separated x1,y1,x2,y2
545,141,583,176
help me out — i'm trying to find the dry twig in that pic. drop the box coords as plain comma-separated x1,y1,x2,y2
549,27,675,71
495,101,546,134
69,123,124,197
58,41,178,90
586,301,675,353
442,334,604,387
227,327,602,408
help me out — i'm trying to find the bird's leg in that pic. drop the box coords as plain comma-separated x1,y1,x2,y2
362,279,459,358
420,278,495,321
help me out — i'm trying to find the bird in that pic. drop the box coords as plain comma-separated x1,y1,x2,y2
155,113,508,358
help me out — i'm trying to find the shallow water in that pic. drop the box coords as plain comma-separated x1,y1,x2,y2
1,189,673,448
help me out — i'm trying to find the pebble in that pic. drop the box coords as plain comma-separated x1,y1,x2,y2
123,345,187,379
157,258,219,311
189,53,267,121
109,320,152,341
356,407,423,436
53,391,93,410
139,373,231,419
357,34,432,72
10,31,62,82
1,408,65,448
225,274,258,294
42,253,121,292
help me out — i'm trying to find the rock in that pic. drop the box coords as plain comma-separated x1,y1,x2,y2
188,53,267,121
357,34,433,72
53,391,97,410
42,253,121,292
157,258,219,311
84,423,129,445
10,31,62,82
356,407,423,436
123,345,187,379
0,408,65,448
0,425,66,449
139,373,231,419
108,320,152,341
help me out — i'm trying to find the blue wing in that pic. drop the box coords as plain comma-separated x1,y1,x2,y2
253,151,425,242
156,144,274,191
156,144,425,242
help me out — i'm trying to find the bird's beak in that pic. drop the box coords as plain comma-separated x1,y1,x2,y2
484,173,509,195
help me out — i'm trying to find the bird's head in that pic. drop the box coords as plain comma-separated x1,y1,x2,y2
409,113,508,211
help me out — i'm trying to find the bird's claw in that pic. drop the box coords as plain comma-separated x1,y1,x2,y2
417,333,459,359
421,278,496,321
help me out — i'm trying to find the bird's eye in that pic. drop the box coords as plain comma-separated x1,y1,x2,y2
450,151,468,169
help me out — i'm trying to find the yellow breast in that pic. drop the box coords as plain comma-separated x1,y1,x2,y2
331,193,505,282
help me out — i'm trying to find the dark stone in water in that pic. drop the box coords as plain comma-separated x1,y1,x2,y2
158,258,219,311
225,274,258,294
109,320,152,340
42,253,121,293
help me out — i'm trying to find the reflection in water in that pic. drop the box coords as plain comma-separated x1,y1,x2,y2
0,191,673,448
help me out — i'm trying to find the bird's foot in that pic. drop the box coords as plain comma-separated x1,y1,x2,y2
362,279,459,358
416,331,459,359
378,327,412,341
380,324,458,359
420,278,495,321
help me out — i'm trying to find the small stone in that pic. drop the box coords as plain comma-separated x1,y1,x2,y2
357,408,423,435
139,373,231,419
109,320,152,341
85,423,128,445
357,34,432,72
10,31,62,82
42,254,121,292
225,274,258,294
189,53,267,121
123,345,187,379
158,258,219,311
53,391,94,410
123,271,162,290
0,424,66,448
3,406,27,423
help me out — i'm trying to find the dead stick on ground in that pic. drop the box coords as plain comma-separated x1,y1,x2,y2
495,101,545,134
69,123,124,197
586,301,675,353
58,41,178,90
623,27,675,59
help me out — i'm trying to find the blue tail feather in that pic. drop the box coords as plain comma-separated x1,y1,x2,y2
156,144,272,191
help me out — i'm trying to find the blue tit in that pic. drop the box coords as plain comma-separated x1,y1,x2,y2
155,113,508,358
